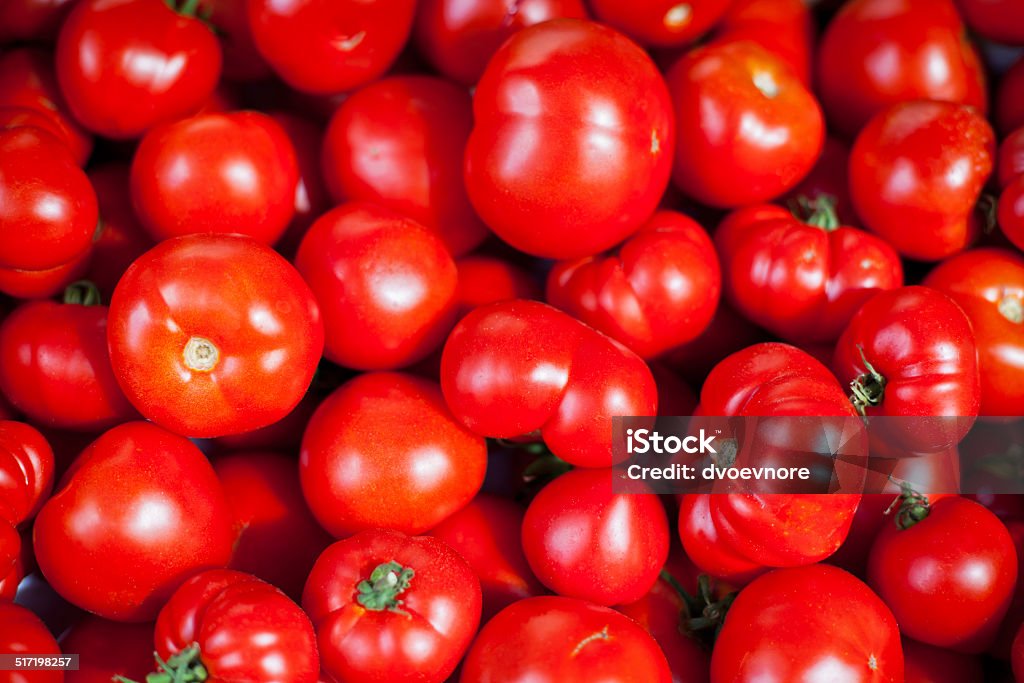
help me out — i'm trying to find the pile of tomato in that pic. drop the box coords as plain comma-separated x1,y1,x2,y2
2,0,1024,680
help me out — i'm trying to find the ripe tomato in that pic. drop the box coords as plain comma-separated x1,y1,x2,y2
0,420,53,587
0,127,97,272
108,234,324,438
464,18,674,259
954,0,1024,46
666,40,823,208
712,0,814,86
816,0,987,138
303,529,481,683
455,255,540,314
716,201,902,343
269,112,331,259
589,0,731,47
130,111,299,245
849,101,994,261
85,164,155,299
295,203,457,371
711,564,903,682
247,0,415,94
440,300,658,468
902,637,984,683
59,617,154,683
322,76,487,256
0,252,91,301
547,210,720,359
460,596,672,682
999,128,1024,189
55,0,221,139
997,58,1024,135
154,569,319,682
33,422,235,621
0,602,62,683
868,494,1017,652
677,493,767,585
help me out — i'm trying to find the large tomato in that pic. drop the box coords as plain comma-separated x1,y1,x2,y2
0,602,62,683
464,18,674,259
59,617,154,683
108,234,324,438
0,420,53,589
303,529,481,683
589,0,731,47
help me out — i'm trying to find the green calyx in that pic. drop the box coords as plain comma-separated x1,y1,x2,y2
114,646,208,683
163,0,214,24
848,345,885,417
62,280,102,306
356,561,415,614
886,484,930,530
789,194,840,232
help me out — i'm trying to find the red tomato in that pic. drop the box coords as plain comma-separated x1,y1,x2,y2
661,302,768,386
303,529,481,683
0,602,62,683
677,492,767,585
589,0,731,47
213,451,332,602
997,57,1024,136
322,76,487,256
999,128,1024,189
33,422,235,620
300,372,486,537
0,0,76,43
0,105,79,155
712,0,814,85
547,210,721,359
131,111,299,245
816,0,987,138
428,493,546,621
460,595,672,682
902,637,984,683
715,200,902,343
828,494,907,578
413,0,587,85
200,0,271,81
455,255,540,314
268,112,331,259
55,0,221,139
247,0,415,94
868,494,1017,652
954,0,1024,46
154,569,319,682
0,421,54,587
666,40,823,208
211,391,320,453
0,127,97,272
0,253,91,301
0,529,27,600
108,234,324,438
711,564,903,682
60,617,154,683
464,18,674,259
84,164,155,299
440,300,658,468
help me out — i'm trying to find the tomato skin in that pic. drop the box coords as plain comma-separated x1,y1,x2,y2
816,0,987,139
547,210,720,359
711,564,903,682
0,253,91,301
59,617,154,683
998,129,1024,189
590,0,731,47
303,529,481,683
323,76,486,257
247,0,415,95
269,112,331,260
300,372,487,537
455,256,540,314
200,0,271,81
0,602,62,683
0,421,54,585
464,18,674,260
108,234,324,438
1000,178,1024,260
0,0,76,44
131,112,299,245
713,0,814,86
55,0,221,139
785,137,858,224
849,101,994,262
868,496,1017,652
33,422,235,621
677,493,767,585
997,58,1024,136
460,595,672,683
954,0,1024,46
902,637,983,683
85,164,155,300
0,127,97,272
295,203,457,371
155,569,319,682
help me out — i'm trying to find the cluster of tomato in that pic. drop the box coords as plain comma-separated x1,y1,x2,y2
2,0,1024,680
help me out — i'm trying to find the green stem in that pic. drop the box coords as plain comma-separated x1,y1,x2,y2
789,194,840,232
63,280,102,306
848,345,885,417
115,646,208,683
885,483,930,530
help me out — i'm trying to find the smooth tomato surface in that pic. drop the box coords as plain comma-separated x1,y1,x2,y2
0,602,62,683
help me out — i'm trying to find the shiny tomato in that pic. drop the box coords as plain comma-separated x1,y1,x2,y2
303,529,481,683
0,420,53,589
464,18,674,259
712,0,814,85
902,637,984,683
954,0,1024,46
677,492,767,585
59,617,154,683
0,252,91,301
666,40,823,208
108,234,324,438
55,0,221,139
547,210,720,359
999,128,1024,189
460,596,672,683
295,203,457,371
455,255,540,315
33,422,235,621
0,602,62,683
1002,178,1024,253
816,0,987,138
590,0,731,47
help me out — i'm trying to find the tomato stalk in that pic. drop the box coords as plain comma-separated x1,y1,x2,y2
659,570,735,644
848,345,886,416
115,646,208,683
356,561,415,614
789,194,840,232
976,192,999,235
884,483,930,530
62,280,102,306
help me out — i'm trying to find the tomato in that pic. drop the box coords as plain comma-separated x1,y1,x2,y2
300,372,486,537
269,112,331,259
322,76,487,256
0,127,97,272
295,203,456,370
849,101,994,261
666,40,823,208
999,128,1024,189
0,602,62,683
0,0,76,44
0,421,53,589
213,451,333,602
868,494,1017,652
711,564,903,682
33,422,235,621
200,0,271,81
902,637,984,683
413,0,587,85
440,300,658,468
784,137,858,225
662,302,768,386
816,0,987,138
154,569,318,682
464,18,674,259
211,391,320,454
428,493,546,621
0,105,80,155
677,493,767,585
247,0,415,95
59,617,154,683
589,0,731,47
954,0,1024,46
712,0,814,86
460,596,672,682
84,164,154,299
0,529,28,600
547,210,720,359
455,255,540,315
0,284,137,431
108,234,324,438
303,529,481,683
130,111,298,245
0,254,91,301
997,57,1024,136
56,0,220,139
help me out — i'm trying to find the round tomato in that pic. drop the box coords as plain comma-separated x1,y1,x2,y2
59,617,154,683
0,252,91,301
0,602,62,683
712,0,814,86
998,128,1024,189
590,0,731,47
1000,178,1024,263
677,493,767,585
455,255,540,315
108,234,324,438
662,302,769,386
